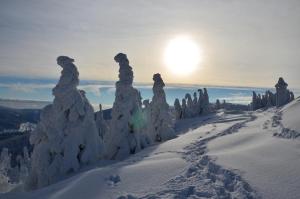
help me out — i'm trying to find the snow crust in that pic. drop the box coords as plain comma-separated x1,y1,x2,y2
208,102,300,199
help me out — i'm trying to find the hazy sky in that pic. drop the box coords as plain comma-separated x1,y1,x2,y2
1,0,300,87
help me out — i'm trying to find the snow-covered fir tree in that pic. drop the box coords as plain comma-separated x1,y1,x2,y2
0,148,12,192
181,98,187,118
197,89,204,115
185,93,193,117
26,56,104,190
105,53,145,160
215,99,221,110
174,98,182,120
275,77,290,107
148,73,175,142
202,88,210,114
192,92,198,116
95,104,109,140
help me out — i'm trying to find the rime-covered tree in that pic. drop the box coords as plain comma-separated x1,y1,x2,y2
185,93,193,117
202,88,210,114
0,148,12,192
105,53,144,160
174,98,182,120
197,89,204,115
148,73,175,142
215,99,221,110
275,77,290,107
181,98,187,118
95,104,109,140
26,56,104,190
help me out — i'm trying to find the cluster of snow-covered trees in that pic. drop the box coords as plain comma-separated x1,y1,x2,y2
174,88,210,120
251,77,294,111
0,147,30,192
6,53,175,190
104,54,174,160
5,55,295,192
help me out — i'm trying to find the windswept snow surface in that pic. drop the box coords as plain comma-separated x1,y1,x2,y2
3,99,300,199
2,112,260,199
208,100,300,199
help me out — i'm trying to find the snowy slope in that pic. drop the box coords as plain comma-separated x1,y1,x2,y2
2,100,300,199
2,113,259,199
281,97,300,132
208,100,300,199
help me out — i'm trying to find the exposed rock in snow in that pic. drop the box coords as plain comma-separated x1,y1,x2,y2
105,53,145,160
148,73,175,142
26,56,104,190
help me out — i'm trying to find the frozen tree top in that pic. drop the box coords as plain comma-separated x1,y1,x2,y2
275,77,288,89
114,53,133,85
153,73,165,88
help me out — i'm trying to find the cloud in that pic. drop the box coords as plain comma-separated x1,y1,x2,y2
0,83,54,93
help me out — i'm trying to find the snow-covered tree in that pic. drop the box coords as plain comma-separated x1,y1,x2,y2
105,53,145,160
19,122,36,132
192,92,198,116
148,73,175,142
16,147,31,183
95,104,109,140
26,56,104,190
215,99,221,110
275,77,290,107
197,89,204,115
202,88,210,114
290,91,295,101
174,98,182,120
251,91,258,110
181,98,187,118
185,93,193,118
0,148,12,193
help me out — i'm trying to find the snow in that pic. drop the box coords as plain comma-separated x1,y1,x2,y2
208,102,300,199
1,96,300,198
2,111,260,199
281,97,300,132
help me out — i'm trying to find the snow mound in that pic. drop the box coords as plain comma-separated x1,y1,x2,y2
273,97,300,139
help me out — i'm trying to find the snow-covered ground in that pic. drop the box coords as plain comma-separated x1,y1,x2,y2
2,98,300,199
208,98,300,199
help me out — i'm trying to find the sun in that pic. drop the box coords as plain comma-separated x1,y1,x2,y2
164,36,202,76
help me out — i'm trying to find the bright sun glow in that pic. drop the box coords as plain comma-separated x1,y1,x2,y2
164,36,202,76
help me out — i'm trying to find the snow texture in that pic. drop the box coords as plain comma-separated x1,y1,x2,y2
148,73,175,142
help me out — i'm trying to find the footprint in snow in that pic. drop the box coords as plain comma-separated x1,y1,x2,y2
106,174,121,187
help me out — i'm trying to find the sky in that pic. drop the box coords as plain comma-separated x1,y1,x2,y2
0,0,300,88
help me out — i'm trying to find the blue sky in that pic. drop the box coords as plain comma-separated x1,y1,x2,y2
1,0,300,87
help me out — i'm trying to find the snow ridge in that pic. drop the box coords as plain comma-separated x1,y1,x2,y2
119,113,259,199
272,111,300,139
